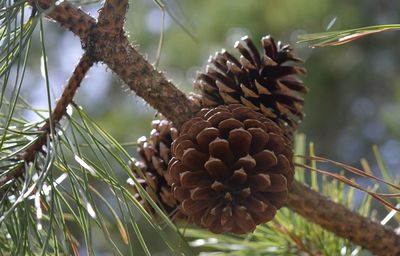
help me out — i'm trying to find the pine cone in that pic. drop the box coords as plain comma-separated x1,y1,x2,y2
129,120,184,219
195,35,307,133
168,104,294,234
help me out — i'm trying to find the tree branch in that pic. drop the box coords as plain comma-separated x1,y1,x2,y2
89,32,400,255
29,0,199,127
1,54,93,192
97,0,129,33
29,0,95,42
287,181,400,255
90,34,200,127
23,53,93,162
24,2,400,254
92,34,400,256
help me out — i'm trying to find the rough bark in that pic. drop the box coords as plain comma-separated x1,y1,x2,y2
97,0,129,33
288,181,400,256
90,34,200,127
30,0,96,41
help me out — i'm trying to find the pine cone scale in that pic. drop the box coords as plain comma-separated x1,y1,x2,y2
182,198,218,215
204,158,231,180
181,148,208,169
180,171,211,188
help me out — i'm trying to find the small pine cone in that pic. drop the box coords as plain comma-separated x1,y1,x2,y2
130,120,184,219
195,35,307,134
168,104,294,234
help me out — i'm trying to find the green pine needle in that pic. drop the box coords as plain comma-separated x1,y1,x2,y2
298,24,400,47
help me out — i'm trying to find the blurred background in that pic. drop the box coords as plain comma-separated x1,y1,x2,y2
19,0,400,254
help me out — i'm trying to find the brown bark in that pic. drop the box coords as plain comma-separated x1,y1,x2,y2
97,0,129,33
19,2,400,255
32,0,200,127
288,181,400,256
90,34,200,127
30,0,96,42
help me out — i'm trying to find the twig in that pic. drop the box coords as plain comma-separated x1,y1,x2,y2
1,54,93,191
24,1,400,254
29,0,96,42
31,0,199,126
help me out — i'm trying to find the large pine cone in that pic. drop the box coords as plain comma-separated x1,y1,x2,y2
129,120,184,219
195,35,307,133
168,104,294,234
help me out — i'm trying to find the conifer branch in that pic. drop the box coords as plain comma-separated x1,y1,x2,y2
91,35,400,256
27,0,199,126
0,54,93,194
89,35,200,127
80,32,400,255
29,0,95,42
287,181,400,256
97,0,129,34
23,1,400,254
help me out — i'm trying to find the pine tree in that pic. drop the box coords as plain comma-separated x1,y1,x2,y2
1,1,400,255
